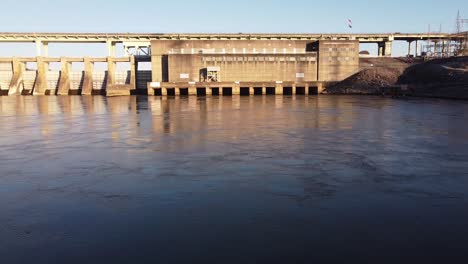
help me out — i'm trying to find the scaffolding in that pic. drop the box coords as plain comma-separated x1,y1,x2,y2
422,12,468,59
422,41,459,58
455,11,468,56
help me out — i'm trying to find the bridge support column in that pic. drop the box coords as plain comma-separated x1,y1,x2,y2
33,57,48,95
129,56,136,90
106,57,115,90
8,58,25,96
407,41,413,56
378,43,384,57
384,41,393,57
383,41,393,57
57,57,71,95
107,41,116,57
35,40,42,56
415,40,419,57
34,40,49,57
81,57,94,95
43,42,49,57
378,41,393,57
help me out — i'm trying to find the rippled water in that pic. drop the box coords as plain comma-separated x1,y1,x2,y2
1,95,468,263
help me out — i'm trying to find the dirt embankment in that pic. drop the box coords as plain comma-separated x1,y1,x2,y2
325,57,468,99
397,57,468,99
325,58,419,94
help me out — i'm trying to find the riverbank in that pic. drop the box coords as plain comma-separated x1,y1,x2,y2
325,57,468,99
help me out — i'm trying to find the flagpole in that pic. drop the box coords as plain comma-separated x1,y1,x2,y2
347,19,353,35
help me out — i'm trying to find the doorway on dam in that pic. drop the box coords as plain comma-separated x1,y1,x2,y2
283,87,293,95
266,87,275,95
200,67,220,82
254,87,263,95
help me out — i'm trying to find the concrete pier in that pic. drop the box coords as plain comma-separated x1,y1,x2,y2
0,57,139,96
81,58,94,95
8,58,25,96
57,57,71,95
33,57,48,95
147,81,324,96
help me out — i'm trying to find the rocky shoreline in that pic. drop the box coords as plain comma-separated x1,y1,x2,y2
325,57,468,99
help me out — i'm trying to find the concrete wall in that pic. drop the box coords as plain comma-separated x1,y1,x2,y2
168,54,318,83
316,40,360,81
151,39,359,84
151,39,315,82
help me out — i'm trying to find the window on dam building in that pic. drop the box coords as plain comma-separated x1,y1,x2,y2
168,47,307,55
201,56,317,63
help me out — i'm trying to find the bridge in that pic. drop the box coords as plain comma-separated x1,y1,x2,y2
0,32,463,57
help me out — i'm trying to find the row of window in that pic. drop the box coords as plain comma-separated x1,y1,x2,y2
321,57,356,62
169,48,310,55
202,56,317,62
327,47,357,52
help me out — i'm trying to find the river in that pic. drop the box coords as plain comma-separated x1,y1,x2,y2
1,95,468,263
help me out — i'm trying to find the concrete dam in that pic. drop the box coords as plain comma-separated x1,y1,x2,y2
0,32,462,96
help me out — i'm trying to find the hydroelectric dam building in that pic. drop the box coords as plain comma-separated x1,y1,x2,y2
0,32,460,96
149,38,359,95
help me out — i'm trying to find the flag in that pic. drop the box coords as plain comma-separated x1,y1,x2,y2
348,19,353,29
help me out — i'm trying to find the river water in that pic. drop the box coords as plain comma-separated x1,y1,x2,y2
1,95,468,263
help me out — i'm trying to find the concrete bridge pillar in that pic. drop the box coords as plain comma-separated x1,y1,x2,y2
378,41,393,57
57,57,71,95
43,42,49,57
35,40,42,56
33,57,48,95
34,40,49,57
107,41,116,57
81,57,94,95
415,40,419,57
106,57,115,90
378,43,384,57
407,41,413,56
129,56,136,89
384,41,393,57
8,58,25,96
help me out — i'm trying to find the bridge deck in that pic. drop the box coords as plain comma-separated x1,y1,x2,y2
0,32,464,43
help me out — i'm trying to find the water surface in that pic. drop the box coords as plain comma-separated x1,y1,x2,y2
1,95,468,263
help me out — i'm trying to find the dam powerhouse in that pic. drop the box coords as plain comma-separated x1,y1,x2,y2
0,32,466,96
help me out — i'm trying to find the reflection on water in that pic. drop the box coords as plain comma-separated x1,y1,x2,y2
1,95,468,263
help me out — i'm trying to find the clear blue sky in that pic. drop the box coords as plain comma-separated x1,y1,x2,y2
0,0,466,57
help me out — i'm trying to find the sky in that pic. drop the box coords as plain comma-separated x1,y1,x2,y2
0,0,466,58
